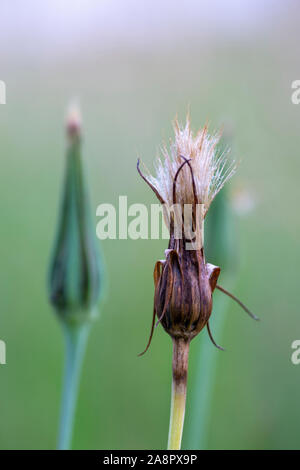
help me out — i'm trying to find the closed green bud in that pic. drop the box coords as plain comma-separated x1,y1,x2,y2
48,105,102,325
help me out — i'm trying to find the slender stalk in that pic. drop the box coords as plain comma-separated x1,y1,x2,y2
167,338,190,450
57,321,90,450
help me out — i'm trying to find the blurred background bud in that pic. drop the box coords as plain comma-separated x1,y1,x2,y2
48,105,103,325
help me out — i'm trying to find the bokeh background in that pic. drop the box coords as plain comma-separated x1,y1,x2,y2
0,0,300,450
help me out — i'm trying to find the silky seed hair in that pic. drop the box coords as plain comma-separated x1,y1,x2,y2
146,116,236,215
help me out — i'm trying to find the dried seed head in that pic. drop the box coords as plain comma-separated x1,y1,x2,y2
138,117,257,354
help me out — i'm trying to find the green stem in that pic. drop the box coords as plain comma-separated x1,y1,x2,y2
167,338,190,450
57,322,90,450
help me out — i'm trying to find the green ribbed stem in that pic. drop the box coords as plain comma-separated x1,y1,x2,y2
57,322,90,450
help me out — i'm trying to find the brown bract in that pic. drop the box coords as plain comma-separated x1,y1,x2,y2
155,245,219,341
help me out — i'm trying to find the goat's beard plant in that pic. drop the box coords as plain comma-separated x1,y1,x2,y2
137,117,257,450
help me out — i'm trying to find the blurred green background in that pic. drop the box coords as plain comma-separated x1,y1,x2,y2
0,0,300,450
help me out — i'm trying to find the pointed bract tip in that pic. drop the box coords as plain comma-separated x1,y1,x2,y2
66,102,82,139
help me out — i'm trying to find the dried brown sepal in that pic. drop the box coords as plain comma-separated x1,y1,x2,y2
154,245,219,342
216,284,259,321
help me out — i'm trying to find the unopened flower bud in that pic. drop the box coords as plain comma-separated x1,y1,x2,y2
48,106,102,324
